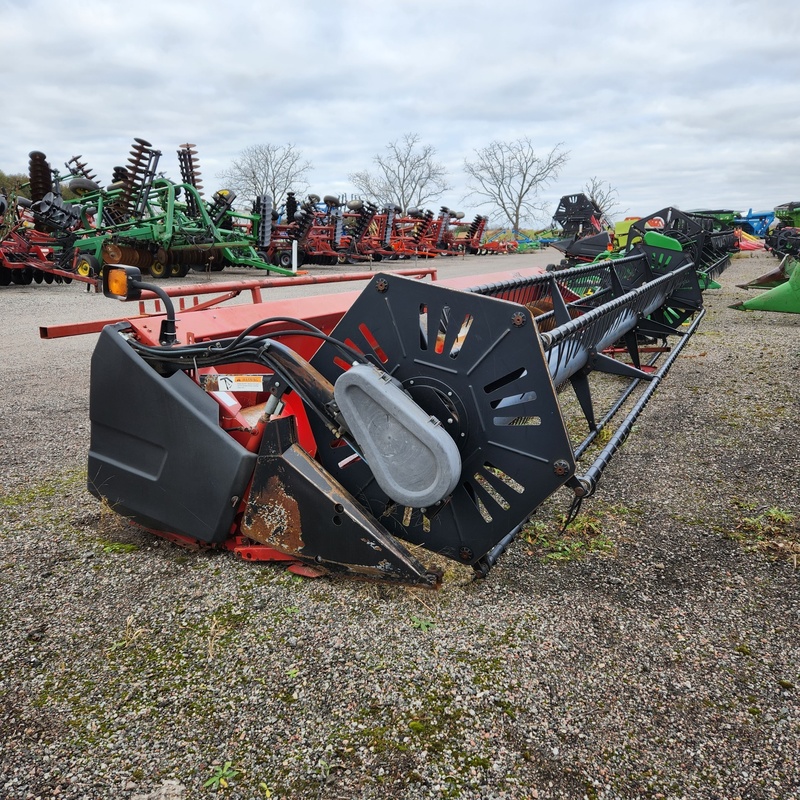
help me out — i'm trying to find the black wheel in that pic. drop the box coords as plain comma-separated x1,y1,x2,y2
43,271,54,284
68,177,101,196
170,261,190,278
149,260,170,279
278,250,293,268
33,270,44,283
0,267,11,286
76,253,99,277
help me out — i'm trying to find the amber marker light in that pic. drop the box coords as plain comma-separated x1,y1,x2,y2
103,265,142,301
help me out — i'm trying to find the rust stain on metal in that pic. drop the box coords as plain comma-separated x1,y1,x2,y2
243,474,304,554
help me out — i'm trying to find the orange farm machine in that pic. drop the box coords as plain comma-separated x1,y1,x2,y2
42,227,718,586
263,195,490,267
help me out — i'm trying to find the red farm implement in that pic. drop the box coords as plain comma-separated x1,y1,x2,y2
0,193,99,288
264,198,485,266
42,227,714,586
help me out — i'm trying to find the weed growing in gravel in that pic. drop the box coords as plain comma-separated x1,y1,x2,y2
410,615,435,631
521,506,621,562
206,615,232,659
728,499,799,561
203,761,240,790
105,615,150,654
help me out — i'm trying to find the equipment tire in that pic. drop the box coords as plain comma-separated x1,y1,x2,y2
170,261,190,278
278,250,293,268
76,253,99,277
68,177,101,196
149,260,170,279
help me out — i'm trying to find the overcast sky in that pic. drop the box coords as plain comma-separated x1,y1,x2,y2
2,0,799,224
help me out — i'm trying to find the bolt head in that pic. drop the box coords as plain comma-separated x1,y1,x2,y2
553,459,571,476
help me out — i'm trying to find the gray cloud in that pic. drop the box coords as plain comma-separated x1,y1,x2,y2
2,0,798,223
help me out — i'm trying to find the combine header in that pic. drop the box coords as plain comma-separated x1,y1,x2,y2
732,255,800,314
765,201,800,259
548,193,612,264
628,208,736,287
66,228,708,585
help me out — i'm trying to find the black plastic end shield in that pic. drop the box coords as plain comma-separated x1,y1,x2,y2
88,325,257,543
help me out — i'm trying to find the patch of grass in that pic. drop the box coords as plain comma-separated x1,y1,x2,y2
0,483,59,507
105,615,150,654
727,501,799,562
0,472,86,533
522,510,617,563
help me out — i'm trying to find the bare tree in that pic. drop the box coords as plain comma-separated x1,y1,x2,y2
584,176,620,222
463,138,569,230
349,133,450,211
216,143,312,207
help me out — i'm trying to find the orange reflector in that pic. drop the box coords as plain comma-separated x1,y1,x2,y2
103,264,142,301
106,268,130,298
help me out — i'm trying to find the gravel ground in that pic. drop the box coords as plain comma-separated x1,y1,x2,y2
0,250,798,800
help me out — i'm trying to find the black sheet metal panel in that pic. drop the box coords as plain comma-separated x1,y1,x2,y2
88,324,257,543
309,274,575,566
